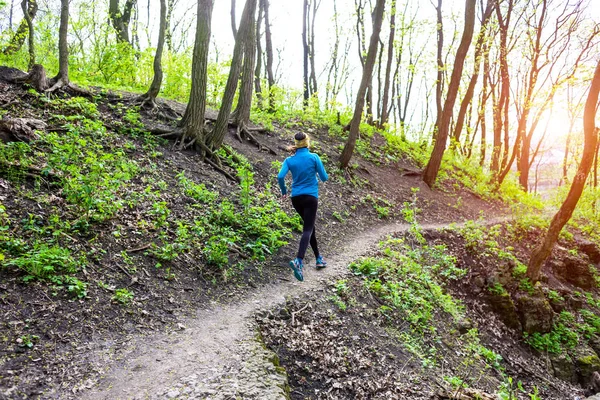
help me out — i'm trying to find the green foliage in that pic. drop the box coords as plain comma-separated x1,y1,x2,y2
177,171,218,203
362,194,392,219
524,311,579,354
497,376,540,400
546,290,564,303
17,334,40,349
5,242,80,282
488,282,508,297
112,288,134,305
512,262,528,278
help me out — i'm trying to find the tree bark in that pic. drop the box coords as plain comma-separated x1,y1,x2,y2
339,0,385,168
308,0,319,98
479,34,491,167
302,0,310,107
434,0,444,136
109,0,136,44
233,0,258,128
165,0,175,52
22,0,35,69
231,0,237,37
451,0,494,150
142,0,167,104
379,0,396,127
179,0,214,146
53,0,69,86
206,0,257,149
263,0,275,110
527,60,600,282
491,0,512,176
423,0,477,188
254,0,264,107
2,0,37,56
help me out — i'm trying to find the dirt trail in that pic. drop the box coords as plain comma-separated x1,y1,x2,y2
79,219,488,400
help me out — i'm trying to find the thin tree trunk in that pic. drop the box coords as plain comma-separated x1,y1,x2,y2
491,0,512,176
339,0,385,168
143,0,167,103
527,61,600,282
9,0,14,28
22,0,35,69
302,0,310,107
309,0,319,98
165,0,175,52
451,0,494,150
380,0,396,127
479,36,491,167
423,0,477,188
109,0,136,45
179,0,214,146
231,0,237,37
206,0,256,149
254,0,264,108
263,0,275,110
233,0,258,128
434,0,444,137
2,0,37,56
55,0,69,84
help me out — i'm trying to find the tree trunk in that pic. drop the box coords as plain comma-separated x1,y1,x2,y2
9,0,14,28
263,0,275,110
109,0,136,45
54,0,69,85
308,0,319,98
233,0,258,128
434,0,444,137
527,60,600,282
254,0,264,107
491,0,512,176
179,0,214,146
451,0,494,150
380,0,396,127
423,0,477,188
165,0,175,52
206,0,257,149
143,0,167,103
22,0,35,69
302,0,310,107
562,132,571,186
231,0,237,37
479,36,491,167
2,0,37,56
339,0,385,169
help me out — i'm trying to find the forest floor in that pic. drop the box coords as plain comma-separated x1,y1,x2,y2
1,69,600,400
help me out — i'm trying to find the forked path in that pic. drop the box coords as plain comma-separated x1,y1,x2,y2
80,219,483,400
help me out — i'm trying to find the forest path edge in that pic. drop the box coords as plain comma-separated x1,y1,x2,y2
78,217,506,400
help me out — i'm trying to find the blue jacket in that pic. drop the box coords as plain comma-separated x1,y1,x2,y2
277,148,328,198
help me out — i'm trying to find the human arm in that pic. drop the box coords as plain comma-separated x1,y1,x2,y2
315,155,328,182
277,159,289,195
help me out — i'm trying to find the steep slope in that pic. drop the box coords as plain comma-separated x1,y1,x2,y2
0,71,503,398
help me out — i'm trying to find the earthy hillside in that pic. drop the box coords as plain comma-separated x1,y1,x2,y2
0,70,509,399
2,63,600,400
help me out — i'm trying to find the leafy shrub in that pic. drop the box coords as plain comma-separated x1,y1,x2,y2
5,243,80,282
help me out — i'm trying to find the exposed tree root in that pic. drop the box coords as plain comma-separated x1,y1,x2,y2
234,123,277,155
11,64,48,91
135,94,181,122
46,78,93,98
0,118,45,143
150,126,239,183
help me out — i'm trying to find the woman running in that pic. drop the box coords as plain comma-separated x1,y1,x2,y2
277,132,328,281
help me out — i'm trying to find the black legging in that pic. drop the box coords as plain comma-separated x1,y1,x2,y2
291,195,320,260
